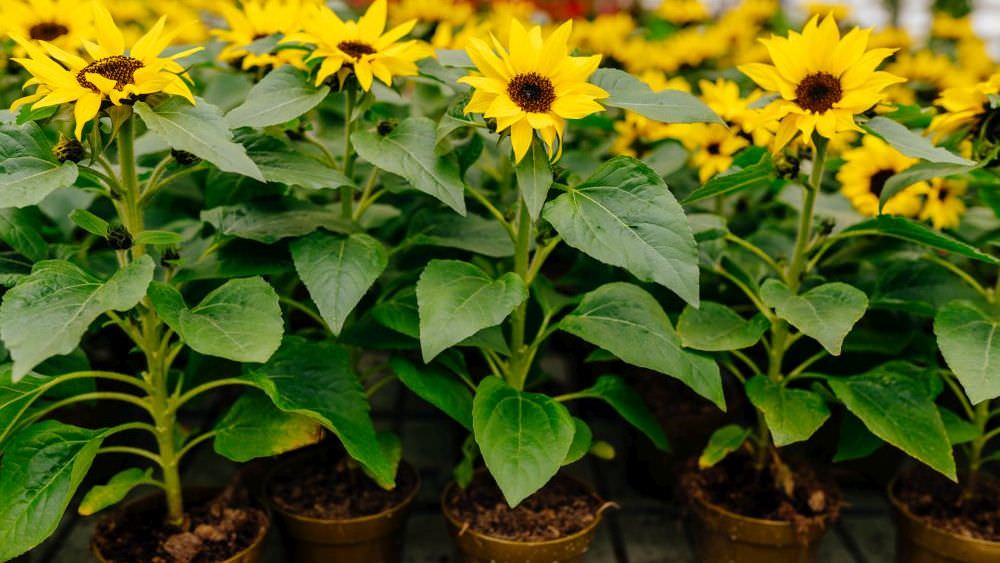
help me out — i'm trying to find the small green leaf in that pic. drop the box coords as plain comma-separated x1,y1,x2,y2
678,302,770,351
864,116,974,165
134,230,182,246
416,260,526,362
391,357,473,430
515,142,552,221
560,283,724,409
939,407,980,445
0,208,47,261
242,133,353,190
213,391,324,462
843,216,998,264
79,468,154,516
833,413,883,462
591,69,723,124
68,209,109,238
226,66,330,129
761,280,868,355
934,300,1000,404
472,376,575,506
745,376,830,446
201,201,351,244
571,375,669,451
699,425,750,469
564,418,593,465
683,153,775,205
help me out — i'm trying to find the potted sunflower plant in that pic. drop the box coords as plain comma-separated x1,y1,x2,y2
368,16,728,562
670,13,996,562
0,4,397,562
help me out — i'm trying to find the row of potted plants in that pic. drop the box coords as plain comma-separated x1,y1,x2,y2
0,0,997,561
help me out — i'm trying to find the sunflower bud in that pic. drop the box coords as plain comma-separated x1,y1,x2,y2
484,118,498,134
52,137,85,163
377,120,396,136
161,247,181,268
775,154,800,180
816,216,836,237
106,225,133,251
171,149,201,166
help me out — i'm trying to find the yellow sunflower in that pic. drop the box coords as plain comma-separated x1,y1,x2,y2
671,123,750,182
885,49,975,105
10,4,201,139
459,20,608,163
837,135,927,217
920,179,966,230
657,0,709,25
213,0,316,71
928,73,1000,139
739,14,905,151
0,0,93,52
281,0,433,91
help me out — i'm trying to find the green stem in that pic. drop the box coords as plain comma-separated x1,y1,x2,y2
353,168,380,221
923,253,990,299
725,233,784,278
173,378,258,411
176,430,218,462
279,295,328,330
98,446,163,465
341,87,358,219
509,200,533,390
466,186,515,241
964,400,991,499
116,116,144,257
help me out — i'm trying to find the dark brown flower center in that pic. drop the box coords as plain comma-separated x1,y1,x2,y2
868,168,894,197
76,56,144,92
29,22,69,41
706,142,721,155
795,72,842,113
338,40,376,60
507,72,556,113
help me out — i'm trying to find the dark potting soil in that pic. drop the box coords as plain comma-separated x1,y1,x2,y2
269,450,417,519
895,466,1000,541
682,452,841,531
93,490,266,563
444,472,604,542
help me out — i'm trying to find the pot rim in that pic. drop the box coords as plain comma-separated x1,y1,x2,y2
439,468,608,548
266,452,421,527
91,486,269,563
887,472,1000,549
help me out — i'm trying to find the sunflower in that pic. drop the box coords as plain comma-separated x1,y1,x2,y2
280,0,433,91
459,20,607,163
739,14,905,151
213,0,316,71
837,135,927,217
0,0,93,52
928,73,1000,139
10,4,201,139
698,78,776,144
657,0,709,25
920,179,966,230
885,49,974,106
671,123,750,182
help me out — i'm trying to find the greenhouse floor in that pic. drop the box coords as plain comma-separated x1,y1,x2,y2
32,380,897,563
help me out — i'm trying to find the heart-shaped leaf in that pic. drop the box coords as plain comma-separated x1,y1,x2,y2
745,375,830,446
934,300,1000,404
761,280,867,355
678,302,770,351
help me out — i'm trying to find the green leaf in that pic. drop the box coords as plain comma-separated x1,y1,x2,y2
390,357,472,430
934,300,1000,404
683,153,775,205
760,280,868,355
0,257,154,380
148,277,283,363
352,117,466,215
406,211,514,257
226,66,330,129
678,302,769,351
564,418,592,465
201,201,351,244
0,421,106,560
880,162,977,213
939,407,980,445
68,209,109,238
559,282,724,409
872,260,981,317
544,156,700,306
745,376,830,446
0,368,50,446
864,116,974,165
833,413,883,462
134,230,182,246
291,231,387,335
828,362,955,480
571,375,669,451
699,425,750,469
78,468,154,516
243,134,353,190
843,216,998,264
515,142,552,221
472,376,575,506
0,157,78,209
213,391,324,462
242,337,393,487
0,208,47,261
416,260,526,362
590,69,723,124
0,121,55,160
134,97,264,181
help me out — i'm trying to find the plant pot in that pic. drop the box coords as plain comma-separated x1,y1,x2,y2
268,456,420,563
687,488,831,563
889,476,1000,562
92,487,269,563
441,472,607,563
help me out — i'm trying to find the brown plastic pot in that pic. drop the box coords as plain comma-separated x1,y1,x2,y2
687,492,831,563
92,487,269,563
441,473,607,563
268,460,420,563
889,477,1000,562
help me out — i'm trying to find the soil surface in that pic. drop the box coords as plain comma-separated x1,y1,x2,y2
93,489,266,563
681,452,841,531
895,466,1000,541
269,449,417,519
444,472,604,542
